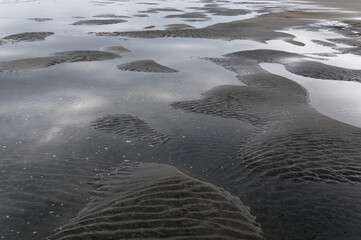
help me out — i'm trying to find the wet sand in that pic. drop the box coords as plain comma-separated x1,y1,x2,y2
46,162,264,240
1,32,54,44
1,0,361,240
118,60,179,73
0,50,120,72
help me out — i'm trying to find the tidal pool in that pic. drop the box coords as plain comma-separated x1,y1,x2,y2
1,0,361,239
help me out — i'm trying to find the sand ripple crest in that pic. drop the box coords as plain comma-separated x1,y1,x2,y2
172,50,361,183
91,114,170,145
46,162,264,240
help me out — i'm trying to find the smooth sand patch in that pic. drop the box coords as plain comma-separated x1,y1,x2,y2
28,18,53,22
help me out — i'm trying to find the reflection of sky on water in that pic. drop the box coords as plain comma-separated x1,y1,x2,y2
0,37,246,147
261,27,361,128
261,63,361,128
1,1,361,239
0,0,360,147
0,0,330,35
0,0,263,34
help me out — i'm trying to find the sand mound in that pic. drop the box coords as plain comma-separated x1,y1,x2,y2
117,60,179,73
93,14,130,18
224,49,302,63
46,162,264,240
220,49,361,83
94,11,319,42
164,12,209,19
0,50,120,72
171,50,361,183
165,24,195,30
1,32,54,44
91,114,170,145
28,18,53,22
139,7,183,14
72,19,127,25
101,45,131,54
285,61,361,82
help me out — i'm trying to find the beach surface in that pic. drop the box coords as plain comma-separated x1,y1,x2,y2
1,0,361,239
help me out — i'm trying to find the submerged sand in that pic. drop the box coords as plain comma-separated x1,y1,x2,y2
1,0,361,240
118,60,179,73
47,162,264,240
0,50,120,72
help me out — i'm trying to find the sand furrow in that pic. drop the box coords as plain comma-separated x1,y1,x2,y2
46,162,264,240
91,114,170,145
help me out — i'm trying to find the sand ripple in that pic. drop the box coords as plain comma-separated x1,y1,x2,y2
46,162,264,240
0,50,120,72
1,32,54,44
91,114,170,145
172,50,361,183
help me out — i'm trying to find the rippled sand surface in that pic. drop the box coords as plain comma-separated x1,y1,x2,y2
1,0,361,239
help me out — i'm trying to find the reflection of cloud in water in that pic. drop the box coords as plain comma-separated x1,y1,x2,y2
0,91,107,143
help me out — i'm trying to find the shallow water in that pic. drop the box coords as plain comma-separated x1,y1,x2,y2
1,0,361,239
261,63,361,128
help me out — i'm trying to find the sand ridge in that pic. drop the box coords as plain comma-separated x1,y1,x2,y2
71,19,127,25
117,59,179,73
0,50,120,72
93,13,131,18
223,49,361,83
172,49,361,184
46,162,264,240
165,23,195,30
1,0,361,239
93,11,317,42
91,114,170,145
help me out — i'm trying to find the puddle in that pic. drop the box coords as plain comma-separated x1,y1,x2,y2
261,62,361,128
1,0,361,239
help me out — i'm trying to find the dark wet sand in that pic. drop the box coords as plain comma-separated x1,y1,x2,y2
95,11,317,42
165,23,195,30
1,32,54,44
28,18,53,22
91,114,170,145
72,19,127,25
118,60,179,73
46,162,264,240
0,50,120,72
1,0,361,240
101,45,131,54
